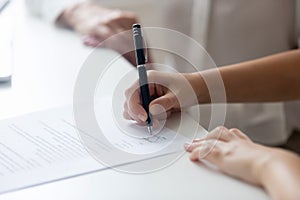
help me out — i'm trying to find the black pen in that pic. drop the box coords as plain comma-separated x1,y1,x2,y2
132,24,152,135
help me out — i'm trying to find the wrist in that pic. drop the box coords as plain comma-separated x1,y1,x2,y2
187,72,210,104
258,148,300,184
257,148,300,199
249,145,274,186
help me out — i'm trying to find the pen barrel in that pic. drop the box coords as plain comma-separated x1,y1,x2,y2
138,65,152,125
132,25,146,65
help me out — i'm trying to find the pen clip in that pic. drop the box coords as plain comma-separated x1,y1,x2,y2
141,29,148,63
143,40,148,63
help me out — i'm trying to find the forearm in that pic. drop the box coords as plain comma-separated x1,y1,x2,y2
259,149,300,200
195,49,300,104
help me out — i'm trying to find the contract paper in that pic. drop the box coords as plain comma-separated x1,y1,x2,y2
0,99,191,194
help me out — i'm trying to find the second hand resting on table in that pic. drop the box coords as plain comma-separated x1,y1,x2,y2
123,49,300,200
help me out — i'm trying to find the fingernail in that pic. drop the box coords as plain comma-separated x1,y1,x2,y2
138,114,147,122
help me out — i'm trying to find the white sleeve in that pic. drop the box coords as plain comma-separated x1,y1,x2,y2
25,0,86,23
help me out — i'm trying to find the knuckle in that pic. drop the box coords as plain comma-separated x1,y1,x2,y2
230,128,250,141
216,126,229,135
112,11,124,19
211,126,226,135
121,10,138,20
229,128,241,138
211,146,222,157
110,10,133,21
212,126,223,133
216,126,226,131
229,128,240,133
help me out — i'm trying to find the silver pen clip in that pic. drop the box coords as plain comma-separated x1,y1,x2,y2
141,28,148,63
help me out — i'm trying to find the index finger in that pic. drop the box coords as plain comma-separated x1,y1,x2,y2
124,81,148,122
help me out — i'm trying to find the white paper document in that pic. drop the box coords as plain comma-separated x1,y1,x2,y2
0,98,191,194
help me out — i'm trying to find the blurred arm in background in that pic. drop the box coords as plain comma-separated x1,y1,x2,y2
25,0,138,65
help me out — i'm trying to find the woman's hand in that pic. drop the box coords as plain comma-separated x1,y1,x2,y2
185,126,300,200
123,71,205,125
185,127,270,185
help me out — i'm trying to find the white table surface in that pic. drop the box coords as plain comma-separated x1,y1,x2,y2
0,2,270,200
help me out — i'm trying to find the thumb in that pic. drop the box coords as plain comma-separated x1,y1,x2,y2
149,93,176,116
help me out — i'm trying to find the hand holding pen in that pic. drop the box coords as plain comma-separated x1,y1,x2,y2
124,24,200,132
132,24,153,134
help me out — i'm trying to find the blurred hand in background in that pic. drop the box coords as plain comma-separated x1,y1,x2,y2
58,2,138,65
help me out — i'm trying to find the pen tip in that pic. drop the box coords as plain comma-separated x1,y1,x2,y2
147,125,153,135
